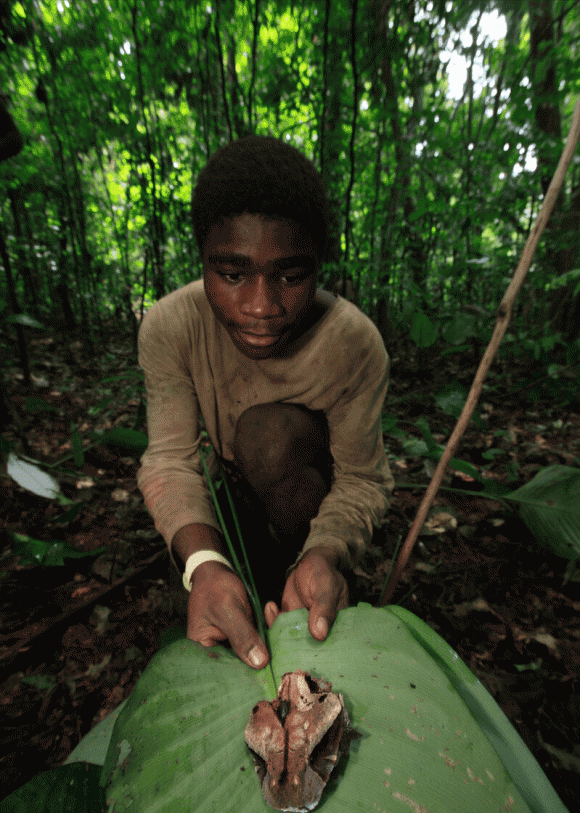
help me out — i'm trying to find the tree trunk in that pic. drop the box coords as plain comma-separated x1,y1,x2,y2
8,187,39,318
0,225,31,385
529,0,580,338
319,0,346,275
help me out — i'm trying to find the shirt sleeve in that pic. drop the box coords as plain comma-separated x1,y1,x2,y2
136,300,220,552
298,321,394,570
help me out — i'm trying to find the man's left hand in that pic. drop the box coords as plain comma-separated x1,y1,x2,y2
264,545,348,640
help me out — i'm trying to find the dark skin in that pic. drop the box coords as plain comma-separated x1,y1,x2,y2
172,213,348,670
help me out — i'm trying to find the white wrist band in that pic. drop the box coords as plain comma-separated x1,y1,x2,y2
182,550,234,591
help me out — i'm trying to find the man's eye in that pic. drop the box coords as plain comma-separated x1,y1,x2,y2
219,270,242,282
282,271,307,284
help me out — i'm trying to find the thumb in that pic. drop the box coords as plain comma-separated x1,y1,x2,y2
228,616,270,669
308,603,333,641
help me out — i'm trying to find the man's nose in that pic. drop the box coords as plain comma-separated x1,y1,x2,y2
240,276,282,319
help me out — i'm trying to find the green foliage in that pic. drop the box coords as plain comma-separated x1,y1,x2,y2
435,383,486,430
23,397,58,414
10,533,106,566
410,310,438,349
435,383,468,419
70,424,84,467
1,0,579,345
383,413,483,483
93,428,148,456
506,465,580,561
20,674,57,690
100,605,565,813
441,312,480,345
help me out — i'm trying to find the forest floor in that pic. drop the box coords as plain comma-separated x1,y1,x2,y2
1,325,579,811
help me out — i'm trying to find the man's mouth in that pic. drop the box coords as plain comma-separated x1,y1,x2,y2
237,330,281,347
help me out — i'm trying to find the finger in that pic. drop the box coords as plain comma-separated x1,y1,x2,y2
226,612,270,669
308,580,349,641
188,625,226,647
309,611,329,640
279,569,307,612
264,601,280,628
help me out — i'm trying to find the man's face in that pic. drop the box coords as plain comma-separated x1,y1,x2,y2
203,213,318,360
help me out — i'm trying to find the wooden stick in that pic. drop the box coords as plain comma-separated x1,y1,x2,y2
379,96,580,606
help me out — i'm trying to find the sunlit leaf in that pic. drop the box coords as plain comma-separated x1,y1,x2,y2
506,465,580,560
101,605,565,813
4,313,45,329
7,454,61,499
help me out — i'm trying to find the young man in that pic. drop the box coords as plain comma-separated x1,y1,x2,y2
137,135,393,670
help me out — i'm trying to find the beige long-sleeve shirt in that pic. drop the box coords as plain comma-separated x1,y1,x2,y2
137,280,393,569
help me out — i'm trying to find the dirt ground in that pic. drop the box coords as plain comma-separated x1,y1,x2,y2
1,328,579,810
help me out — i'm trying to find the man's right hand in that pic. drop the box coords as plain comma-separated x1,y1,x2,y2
187,560,269,670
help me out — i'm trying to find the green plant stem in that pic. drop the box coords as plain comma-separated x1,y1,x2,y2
198,444,277,697
393,480,512,501
221,474,266,631
198,446,250,591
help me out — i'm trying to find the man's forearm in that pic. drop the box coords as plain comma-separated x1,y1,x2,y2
171,523,224,570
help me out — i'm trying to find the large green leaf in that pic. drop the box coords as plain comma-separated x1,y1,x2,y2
506,465,580,560
101,605,567,813
0,763,104,813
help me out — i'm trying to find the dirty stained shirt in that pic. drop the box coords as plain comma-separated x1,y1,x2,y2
137,279,394,570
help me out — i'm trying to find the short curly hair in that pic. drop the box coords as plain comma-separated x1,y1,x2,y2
192,135,329,263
